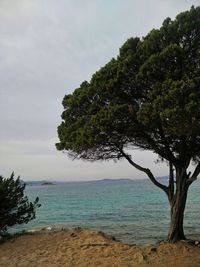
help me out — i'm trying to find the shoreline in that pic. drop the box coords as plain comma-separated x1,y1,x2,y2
1,228,200,267
8,224,164,245
10,223,200,245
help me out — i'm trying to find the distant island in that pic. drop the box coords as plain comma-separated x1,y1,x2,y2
23,181,56,186
41,182,55,186
21,177,169,186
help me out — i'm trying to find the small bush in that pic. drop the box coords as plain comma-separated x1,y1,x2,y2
0,173,41,235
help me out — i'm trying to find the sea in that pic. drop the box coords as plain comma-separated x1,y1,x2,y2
11,178,200,244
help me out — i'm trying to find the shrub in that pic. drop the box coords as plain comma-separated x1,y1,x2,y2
0,173,40,235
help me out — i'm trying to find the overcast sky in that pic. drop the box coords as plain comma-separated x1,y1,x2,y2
0,0,199,181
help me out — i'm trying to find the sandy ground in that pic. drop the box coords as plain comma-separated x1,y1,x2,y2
0,228,200,267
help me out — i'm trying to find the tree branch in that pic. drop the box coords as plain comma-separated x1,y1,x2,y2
157,124,178,165
141,131,178,166
187,162,200,184
168,162,175,202
119,148,169,196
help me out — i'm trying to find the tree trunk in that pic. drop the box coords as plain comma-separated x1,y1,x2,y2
167,172,189,243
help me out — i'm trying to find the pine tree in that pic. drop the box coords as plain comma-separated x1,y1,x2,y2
0,173,40,235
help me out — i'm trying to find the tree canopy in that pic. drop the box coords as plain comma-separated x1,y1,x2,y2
57,6,200,242
57,6,200,165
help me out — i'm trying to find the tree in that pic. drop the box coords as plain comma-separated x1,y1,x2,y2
0,173,40,235
56,6,200,242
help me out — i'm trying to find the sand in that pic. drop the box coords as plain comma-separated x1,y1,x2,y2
0,228,200,267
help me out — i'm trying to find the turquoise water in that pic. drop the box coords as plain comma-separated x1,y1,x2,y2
12,179,200,244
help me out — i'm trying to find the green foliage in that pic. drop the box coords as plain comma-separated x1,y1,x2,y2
0,173,40,235
57,6,200,166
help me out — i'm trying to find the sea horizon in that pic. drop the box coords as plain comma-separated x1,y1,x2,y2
21,175,169,185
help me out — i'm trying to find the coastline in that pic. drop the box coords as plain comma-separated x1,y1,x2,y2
23,178,200,245
1,228,200,267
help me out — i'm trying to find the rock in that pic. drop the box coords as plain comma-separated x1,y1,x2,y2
74,227,82,231
97,231,116,241
195,241,199,246
27,229,37,233
70,232,77,237
40,226,52,231
133,252,144,263
150,247,157,252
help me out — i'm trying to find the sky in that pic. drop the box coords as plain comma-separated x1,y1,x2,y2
0,0,199,181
